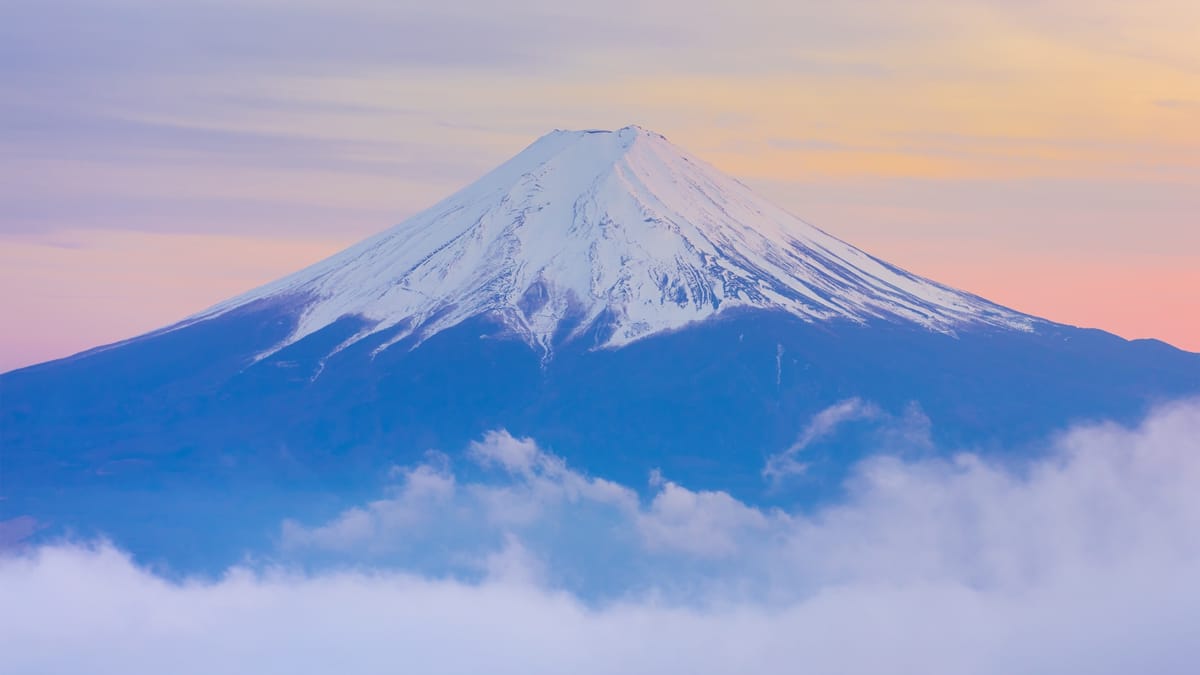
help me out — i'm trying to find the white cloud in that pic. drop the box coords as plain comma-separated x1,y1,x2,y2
5,399,1200,674
763,397,881,480
280,456,456,552
282,429,639,561
635,480,772,557
467,429,638,517
469,430,544,475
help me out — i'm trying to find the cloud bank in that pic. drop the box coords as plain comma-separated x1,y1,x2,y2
4,399,1200,674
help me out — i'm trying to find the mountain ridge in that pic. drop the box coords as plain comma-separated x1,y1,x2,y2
177,125,1036,362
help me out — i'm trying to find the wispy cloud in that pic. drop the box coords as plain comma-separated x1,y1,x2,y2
762,397,882,481
1154,99,1200,111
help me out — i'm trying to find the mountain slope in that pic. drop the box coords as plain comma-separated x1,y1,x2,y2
186,125,1032,360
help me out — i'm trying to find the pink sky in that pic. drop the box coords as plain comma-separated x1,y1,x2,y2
2,0,1197,371
2,205,1195,374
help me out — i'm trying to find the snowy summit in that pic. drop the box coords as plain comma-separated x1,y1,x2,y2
193,125,1034,357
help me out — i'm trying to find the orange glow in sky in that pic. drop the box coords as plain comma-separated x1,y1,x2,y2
2,0,1197,371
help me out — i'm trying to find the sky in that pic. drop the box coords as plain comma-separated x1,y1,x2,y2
2,0,1198,371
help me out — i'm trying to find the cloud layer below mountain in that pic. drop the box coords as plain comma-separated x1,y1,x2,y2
4,399,1200,674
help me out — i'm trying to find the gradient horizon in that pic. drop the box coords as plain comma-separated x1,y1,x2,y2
2,0,1198,371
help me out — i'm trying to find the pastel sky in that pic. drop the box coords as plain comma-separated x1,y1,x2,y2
3,0,1198,371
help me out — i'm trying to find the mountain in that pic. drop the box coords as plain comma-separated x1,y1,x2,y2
3,125,1198,569
191,125,1032,358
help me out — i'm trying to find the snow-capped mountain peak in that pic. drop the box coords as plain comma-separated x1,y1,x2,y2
193,125,1034,357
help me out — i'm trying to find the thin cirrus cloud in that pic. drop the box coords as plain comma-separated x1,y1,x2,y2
4,398,1200,673
761,397,882,481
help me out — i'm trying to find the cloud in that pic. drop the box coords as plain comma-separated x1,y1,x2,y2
279,399,1200,592
280,455,456,552
467,430,637,513
280,430,639,569
469,430,547,476
763,397,882,480
1154,99,1200,111
282,429,765,563
5,399,1200,673
635,479,770,557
